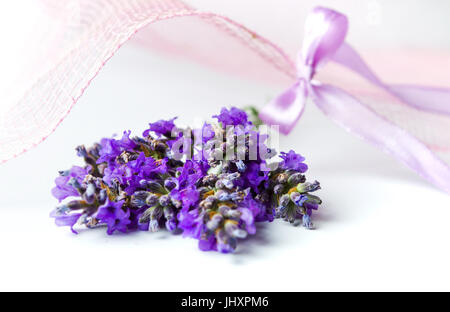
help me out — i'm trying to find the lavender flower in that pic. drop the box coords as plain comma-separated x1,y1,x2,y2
212,107,251,127
279,150,308,173
143,117,177,138
50,209,82,234
96,199,130,235
51,166,89,202
51,107,322,253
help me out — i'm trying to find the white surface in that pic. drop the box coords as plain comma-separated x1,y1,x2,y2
1,43,450,291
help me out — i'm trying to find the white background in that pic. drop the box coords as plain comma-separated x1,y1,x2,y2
0,0,450,291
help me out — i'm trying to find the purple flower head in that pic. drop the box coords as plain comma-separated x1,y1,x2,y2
164,178,178,191
180,186,200,211
280,150,308,173
127,206,149,231
241,162,269,192
51,166,89,202
96,199,131,235
297,181,321,193
237,207,256,235
103,165,127,186
213,107,251,127
103,152,169,195
291,193,308,207
193,122,215,144
193,203,257,253
96,131,137,165
176,160,207,189
149,219,160,232
50,106,322,253
177,209,204,239
96,139,120,165
165,219,177,232
235,160,246,172
304,201,319,216
198,235,216,252
238,192,269,225
192,123,216,160
50,209,82,234
171,185,200,212
302,214,314,229
118,130,137,150
143,117,177,138
216,226,239,254
132,156,169,179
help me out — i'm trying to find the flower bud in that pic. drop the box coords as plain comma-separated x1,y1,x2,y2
277,205,287,215
68,177,83,194
145,194,159,206
235,160,247,172
276,173,288,184
131,191,150,208
151,206,163,219
302,214,314,229
216,190,231,201
203,175,218,186
225,209,241,219
206,214,223,231
149,219,159,232
98,189,107,204
164,179,177,191
83,182,96,204
225,221,247,239
163,207,175,220
55,204,70,214
305,194,322,205
58,170,70,176
146,181,166,194
171,198,182,208
230,192,244,201
218,205,230,216
274,184,284,194
198,200,210,210
139,208,152,223
159,195,171,207
279,194,290,207
155,142,167,153
288,172,306,185
215,179,225,189
290,191,301,203
66,200,85,210
297,181,321,193
165,219,177,232
75,145,88,158
197,187,210,196
222,179,234,189
229,172,241,180
216,229,237,254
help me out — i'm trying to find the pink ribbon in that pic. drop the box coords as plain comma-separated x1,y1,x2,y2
259,7,450,194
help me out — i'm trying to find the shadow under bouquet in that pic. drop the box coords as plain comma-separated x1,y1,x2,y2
50,107,321,253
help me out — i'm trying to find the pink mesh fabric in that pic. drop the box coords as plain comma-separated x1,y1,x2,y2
0,0,296,163
1,0,449,174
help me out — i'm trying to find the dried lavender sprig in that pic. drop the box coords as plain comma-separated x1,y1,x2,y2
50,106,322,253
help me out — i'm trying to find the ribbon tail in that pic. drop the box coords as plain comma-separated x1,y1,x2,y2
332,43,450,115
388,85,450,115
259,80,307,134
311,83,450,194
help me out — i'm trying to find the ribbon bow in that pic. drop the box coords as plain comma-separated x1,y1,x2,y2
259,7,450,194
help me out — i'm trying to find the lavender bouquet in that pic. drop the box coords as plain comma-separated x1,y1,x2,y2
50,107,322,253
